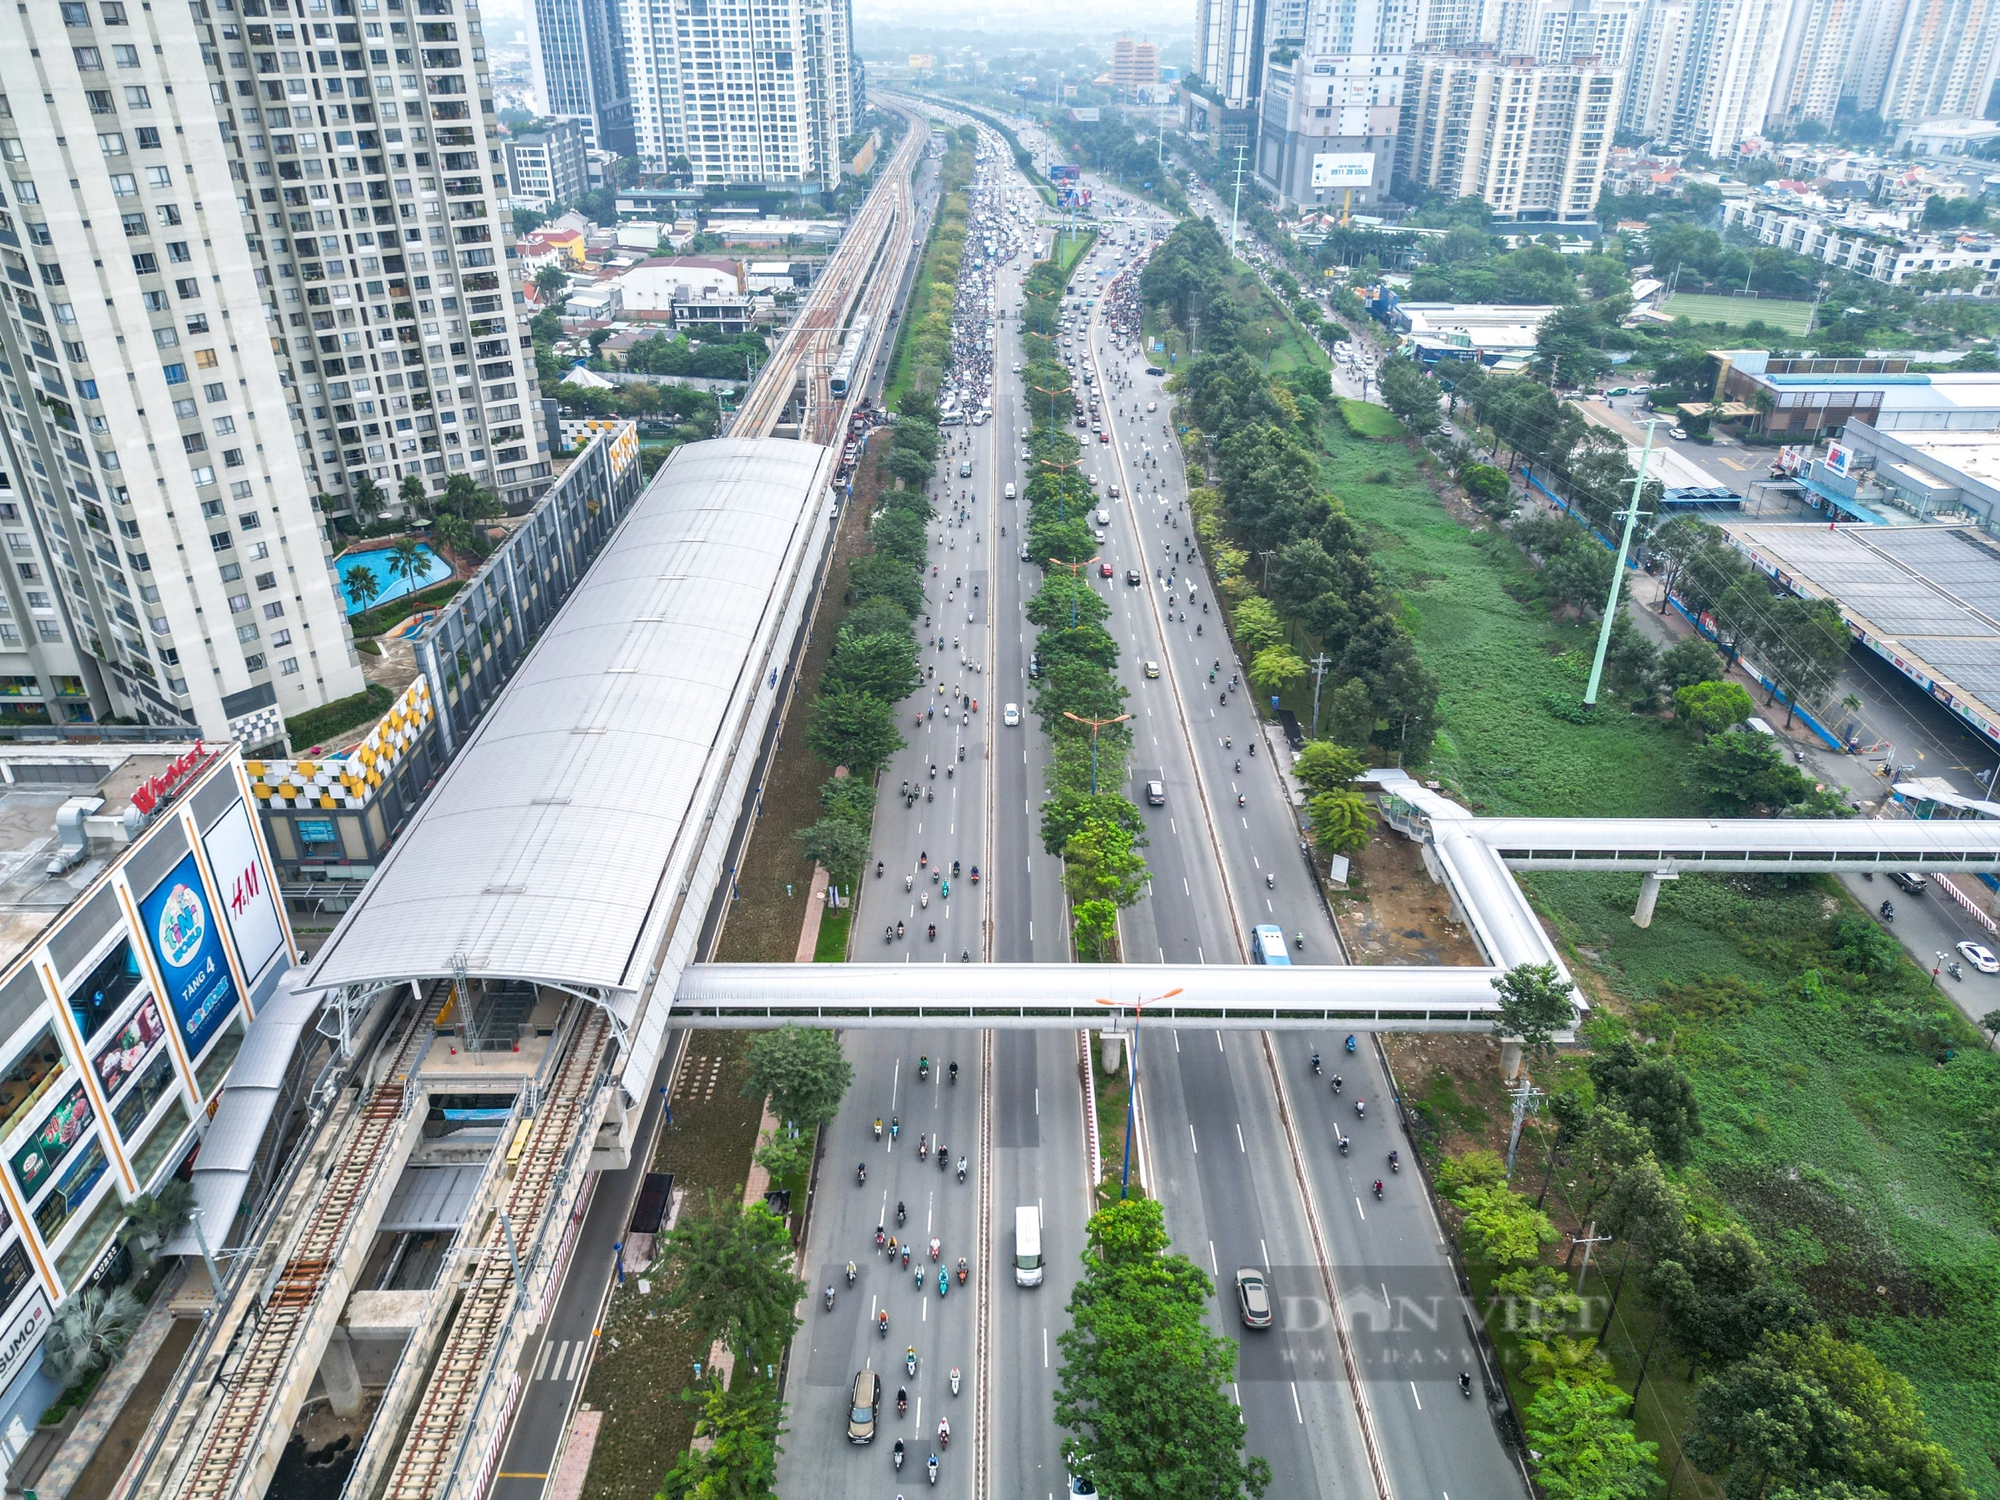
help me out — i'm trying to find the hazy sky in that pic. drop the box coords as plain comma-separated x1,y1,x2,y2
855,0,1181,31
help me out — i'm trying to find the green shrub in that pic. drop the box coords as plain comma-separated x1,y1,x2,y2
285,683,394,748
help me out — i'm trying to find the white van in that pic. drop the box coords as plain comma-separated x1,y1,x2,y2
1095,508,1110,526
1015,1205,1044,1287
1004,482,1017,499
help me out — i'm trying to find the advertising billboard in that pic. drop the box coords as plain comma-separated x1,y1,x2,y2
1310,152,1377,188
200,801,286,984
92,997,166,1101
1049,164,1081,185
140,853,241,1064
11,1081,92,1200
1823,442,1851,477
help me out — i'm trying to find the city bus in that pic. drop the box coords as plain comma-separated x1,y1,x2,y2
1252,924,1291,965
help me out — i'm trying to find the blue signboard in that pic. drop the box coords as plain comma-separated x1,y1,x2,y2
139,853,240,1062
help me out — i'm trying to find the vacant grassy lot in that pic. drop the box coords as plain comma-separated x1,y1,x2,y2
1315,416,1695,817
1336,399,1404,440
1273,375,2000,1492
1660,290,1816,334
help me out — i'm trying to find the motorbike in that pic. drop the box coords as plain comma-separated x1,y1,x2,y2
890,1117,900,1140
896,921,906,940
918,1136,929,1161
1460,1373,1474,1400
885,925,895,945
956,1258,968,1286
949,1061,959,1084
1338,1134,1350,1156
928,1455,940,1486
938,1146,950,1173
847,1260,858,1283
907,1347,919,1377
939,1419,951,1450
902,1247,912,1269
1311,1052,1321,1074
916,1264,927,1291
928,924,937,942
921,892,930,909
857,1163,867,1186
875,860,884,879
825,1285,836,1310
957,1157,967,1182
879,1311,890,1338
1880,900,1895,921
1345,1035,1357,1053
1265,872,1274,889
1356,1100,1367,1119
905,873,914,891
930,1237,942,1261
1948,960,1963,981
950,1365,962,1394
898,1389,908,1416
877,1225,887,1250
1389,1151,1400,1174
1373,1180,1384,1200
874,1118,883,1140
1237,793,1246,808
1295,933,1305,950
894,1440,906,1470
938,1268,949,1298
897,1201,907,1225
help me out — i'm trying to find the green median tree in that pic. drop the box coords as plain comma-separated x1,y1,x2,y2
821,627,922,703
793,814,870,887
1063,819,1149,908
1292,740,1366,794
1055,1198,1272,1500
1231,595,1284,658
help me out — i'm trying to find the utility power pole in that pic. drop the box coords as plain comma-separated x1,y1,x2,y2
1503,1073,1544,1180
1308,652,1332,739
1229,143,1248,258
1583,417,1660,707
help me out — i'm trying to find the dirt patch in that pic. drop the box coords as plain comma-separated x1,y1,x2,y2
715,440,888,962
1333,830,1485,966
581,1032,769,1500
1380,1032,1514,1163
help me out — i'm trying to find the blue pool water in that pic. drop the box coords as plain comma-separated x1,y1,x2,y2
335,543,452,615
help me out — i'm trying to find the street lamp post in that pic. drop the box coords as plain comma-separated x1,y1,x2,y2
1048,554,1099,628
1094,987,1182,1198
1062,710,1132,793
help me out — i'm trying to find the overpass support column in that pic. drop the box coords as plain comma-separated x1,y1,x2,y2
1100,1030,1128,1075
321,1326,364,1418
1633,871,1678,929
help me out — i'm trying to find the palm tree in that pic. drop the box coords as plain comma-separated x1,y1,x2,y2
43,1284,142,1389
351,473,386,525
399,473,430,519
384,538,428,598
344,564,381,612
119,1180,194,1270
434,514,476,560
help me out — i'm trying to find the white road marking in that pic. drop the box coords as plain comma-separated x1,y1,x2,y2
534,1340,556,1381
1189,1123,1198,1154
1411,1382,1423,1410
1292,1382,1304,1423
1356,1198,1366,1220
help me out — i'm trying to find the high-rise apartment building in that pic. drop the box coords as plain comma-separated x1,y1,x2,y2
1398,52,1622,222
1194,0,1268,110
624,0,855,194
1256,0,1416,208
1113,37,1161,93
504,117,589,206
0,0,547,745
528,0,634,155
1878,0,2000,120
1769,0,1866,127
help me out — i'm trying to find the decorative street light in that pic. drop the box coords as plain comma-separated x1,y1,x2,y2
1094,987,1182,1198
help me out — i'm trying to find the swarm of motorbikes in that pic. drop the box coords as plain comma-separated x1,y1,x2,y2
849,1057,971,1483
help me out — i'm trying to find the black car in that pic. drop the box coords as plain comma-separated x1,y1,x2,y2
1144,365,1166,376
1125,569,1141,585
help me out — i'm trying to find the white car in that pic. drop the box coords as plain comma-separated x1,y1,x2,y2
1003,703,1021,727
1958,940,1999,974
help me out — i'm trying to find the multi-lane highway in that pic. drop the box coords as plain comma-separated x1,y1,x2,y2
784,122,1528,1500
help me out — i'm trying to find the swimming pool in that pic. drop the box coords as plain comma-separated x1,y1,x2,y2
334,543,452,615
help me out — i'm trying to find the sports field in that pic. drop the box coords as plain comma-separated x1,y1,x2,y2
1659,290,1816,334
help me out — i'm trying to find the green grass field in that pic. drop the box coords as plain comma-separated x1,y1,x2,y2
1661,290,1816,334
1336,399,1405,440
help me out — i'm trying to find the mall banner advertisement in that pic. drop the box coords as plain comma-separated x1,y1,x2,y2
139,854,241,1062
